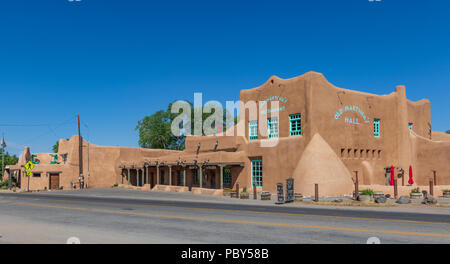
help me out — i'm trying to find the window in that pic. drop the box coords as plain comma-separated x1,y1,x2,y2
32,172,41,178
193,168,198,185
289,113,302,136
267,117,278,138
251,160,263,187
249,121,258,140
374,119,380,137
223,167,232,188
408,123,413,130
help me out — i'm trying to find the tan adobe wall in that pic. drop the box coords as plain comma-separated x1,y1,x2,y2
412,132,450,185
407,99,431,139
432,131,450,141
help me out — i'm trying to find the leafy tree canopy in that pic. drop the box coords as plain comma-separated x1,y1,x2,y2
0,148,19,178
136,101,238,150
52,141,59,153
446,130,450,134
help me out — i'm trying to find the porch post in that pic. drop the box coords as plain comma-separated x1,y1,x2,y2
121,169,124,184
199,165,203,188
136,169,140,186
156,165,160,185
145,165,149,185
219,165,224,190
183,167,186,187
168,165,172,186
127,168,130,185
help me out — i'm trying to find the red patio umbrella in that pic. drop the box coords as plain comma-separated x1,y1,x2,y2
408,165,414,185
390,166,395,186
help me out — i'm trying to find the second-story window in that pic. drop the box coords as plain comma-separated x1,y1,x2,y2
289,113,302,136
249,120,258,140
268,117,279,138
374,119,380,138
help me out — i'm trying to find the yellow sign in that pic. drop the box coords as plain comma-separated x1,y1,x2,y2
25,161,34,176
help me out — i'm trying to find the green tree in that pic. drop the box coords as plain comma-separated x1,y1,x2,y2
0,148,19,179
446,130,450,134
52,141,59,153
136,101,238,150
136,110,176,150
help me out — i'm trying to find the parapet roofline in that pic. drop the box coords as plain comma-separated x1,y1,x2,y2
242,71,430,104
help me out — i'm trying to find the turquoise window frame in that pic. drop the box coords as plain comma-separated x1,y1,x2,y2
249,120,258,140
374,119,380,137
408,123,413,130
251,160,263,187
289,113,302,136
267,117,279,138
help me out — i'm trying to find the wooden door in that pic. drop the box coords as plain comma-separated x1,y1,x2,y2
49,173,60,190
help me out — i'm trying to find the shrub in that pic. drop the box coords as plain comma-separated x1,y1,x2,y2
1,179,8,188
411,187,421,193
443,189,450,193
359,189,374,196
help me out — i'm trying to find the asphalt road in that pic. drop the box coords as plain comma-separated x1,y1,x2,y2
0,189,449,244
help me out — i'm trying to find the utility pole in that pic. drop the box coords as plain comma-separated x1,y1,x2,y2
77,115,84,189
1,134,6,187
85,123,90,188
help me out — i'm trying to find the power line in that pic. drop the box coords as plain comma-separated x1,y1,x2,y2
16,116,76,145
0,124,51,127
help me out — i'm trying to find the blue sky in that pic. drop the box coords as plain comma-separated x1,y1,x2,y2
0,0,449,155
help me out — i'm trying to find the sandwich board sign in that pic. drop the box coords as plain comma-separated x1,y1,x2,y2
25,161,34,176
276,183,284,204
285,178,294,203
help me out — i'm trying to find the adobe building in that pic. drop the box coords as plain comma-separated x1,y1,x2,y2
4,72,450,196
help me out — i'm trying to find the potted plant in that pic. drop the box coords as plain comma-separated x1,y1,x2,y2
260,191,271,200
223,188,233,197
226,188,238,198
240,187,249,199
410,187,422,199
358,189,373,202
443,189,450,198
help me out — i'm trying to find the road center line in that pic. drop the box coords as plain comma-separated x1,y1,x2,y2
23,196,450,226
9,200,450,239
